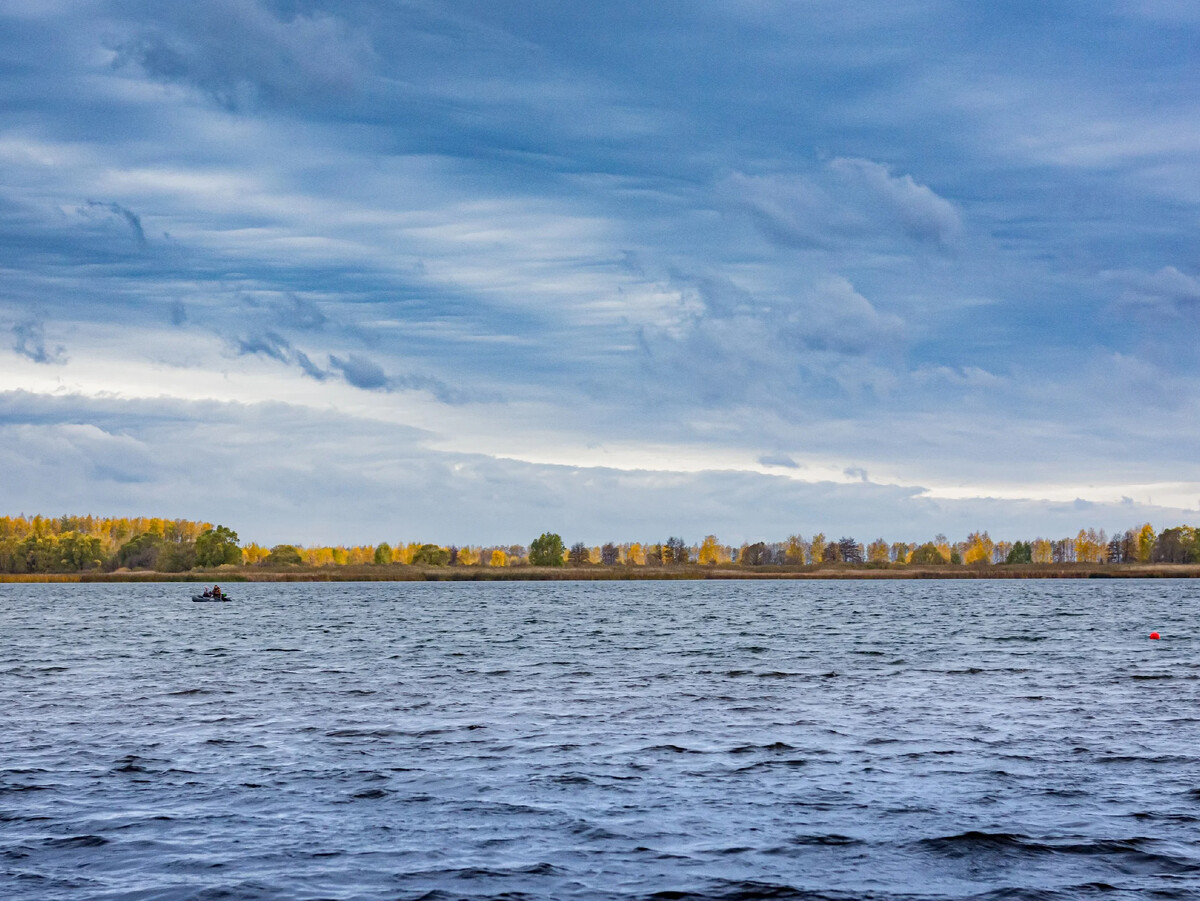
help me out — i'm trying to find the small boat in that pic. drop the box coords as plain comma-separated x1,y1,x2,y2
192,594,232,603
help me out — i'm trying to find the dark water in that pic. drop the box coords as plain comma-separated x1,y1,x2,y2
3,580,1200,900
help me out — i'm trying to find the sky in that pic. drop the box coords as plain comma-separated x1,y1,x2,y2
2,0,1199,547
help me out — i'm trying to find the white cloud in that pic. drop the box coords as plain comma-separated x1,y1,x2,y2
722,158,961,249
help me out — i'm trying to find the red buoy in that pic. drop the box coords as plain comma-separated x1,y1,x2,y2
1149,632,1161,640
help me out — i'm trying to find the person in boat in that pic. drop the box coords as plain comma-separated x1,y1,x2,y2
212,585,222,599
202,587,212,597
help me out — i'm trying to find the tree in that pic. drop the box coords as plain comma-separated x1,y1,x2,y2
1152,527,1199,564
837,537,863,564
195,525,242,567
266,544,303,565
242,543,269,565
569,541,590,565
665,536,689,565
373,542,393,565
117,532,165,570
529,532,566,566
935,534,952,564
1032,538,1053,563
489,548,508,567
698,535,723,565
55,532,103,571
1005,541,1033,564
601,542,620,565
785,534,808,565
740,542,767,566
867,538,889,564
910,542,948,565
1137,523,1156,562
810,533,827,564
964,531,994,565
412,544,450,566
159,540,197,572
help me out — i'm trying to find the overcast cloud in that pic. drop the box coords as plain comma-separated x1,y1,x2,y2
1,1,1197,545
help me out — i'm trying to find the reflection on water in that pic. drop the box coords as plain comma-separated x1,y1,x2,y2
3,579,1200,899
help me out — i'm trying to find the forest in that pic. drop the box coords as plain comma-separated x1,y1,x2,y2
1,515,1198,575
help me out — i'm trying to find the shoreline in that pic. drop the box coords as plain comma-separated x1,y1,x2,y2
4,563,1200,583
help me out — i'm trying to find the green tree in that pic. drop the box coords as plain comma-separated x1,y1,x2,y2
195,525,242,567
910,542,948,565
412,543,450,566
158,540,196,572
117,532,165,569
374,542,393,565
1005,540,1033,564
265,544,303,565
529,532,566,566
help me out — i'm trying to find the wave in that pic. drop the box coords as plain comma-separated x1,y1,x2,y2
916,831,1200,872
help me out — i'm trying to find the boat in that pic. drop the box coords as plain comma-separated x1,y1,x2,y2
192,594,232,602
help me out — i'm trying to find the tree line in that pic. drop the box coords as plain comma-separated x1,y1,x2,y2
2,515,1199,574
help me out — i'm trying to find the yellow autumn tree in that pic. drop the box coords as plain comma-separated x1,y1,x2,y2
697,535,722,565
867,538,890,564
964,531,994,565
810,533,827,565
1136,524,1156,562
242,543,270,565
1032,538,1053,563
490,548,508,567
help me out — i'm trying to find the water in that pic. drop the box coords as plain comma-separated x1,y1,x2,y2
3,580,1200,900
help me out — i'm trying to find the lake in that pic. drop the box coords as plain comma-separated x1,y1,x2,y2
3,580,1200,899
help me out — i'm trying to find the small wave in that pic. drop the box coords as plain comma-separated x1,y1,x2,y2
728,742,796,755
917,832,1200,872
643,880,846,900
0,782,52,793
43,834,108,848
737,759,807,772
787,833,861,846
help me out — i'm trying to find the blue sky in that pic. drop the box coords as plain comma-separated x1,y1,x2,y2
2,0,1198,546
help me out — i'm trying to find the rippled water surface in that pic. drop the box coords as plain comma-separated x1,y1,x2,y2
4,580,1200,900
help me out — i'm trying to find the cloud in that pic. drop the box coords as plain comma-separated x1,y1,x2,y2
12,317,67,364
294,350,329,382
80,200,146,247
827,157,962,245
0,389,1194,547
237,330,291,363
722,158,961,250
758,453,798,469
110,1,372,111
286,295,327,331
328,353,388,390
1106,266,1200,317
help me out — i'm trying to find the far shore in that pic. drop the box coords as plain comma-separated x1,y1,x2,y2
4,562,1200,583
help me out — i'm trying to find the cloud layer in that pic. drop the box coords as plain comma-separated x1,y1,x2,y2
2,1,1199,543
